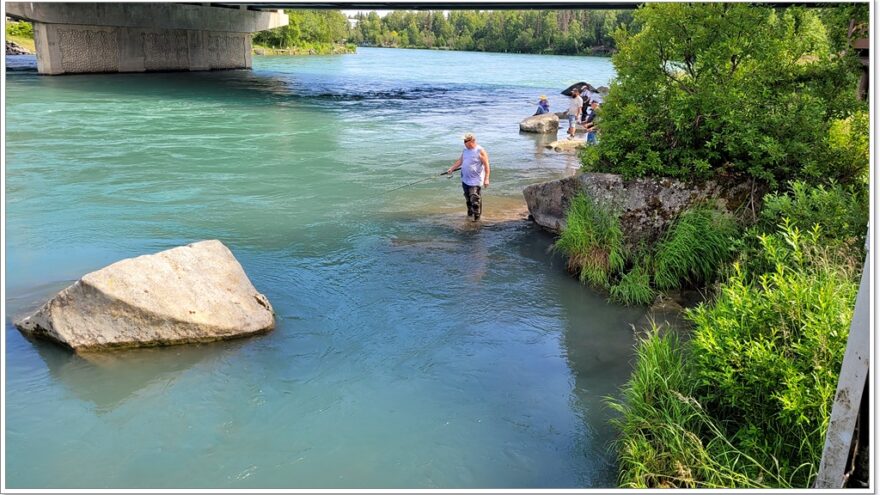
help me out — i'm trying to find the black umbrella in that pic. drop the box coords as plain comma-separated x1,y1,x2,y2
561,81,597,96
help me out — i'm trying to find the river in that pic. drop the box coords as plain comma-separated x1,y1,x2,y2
4,47,645,488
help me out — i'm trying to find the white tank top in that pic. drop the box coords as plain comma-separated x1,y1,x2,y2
460,145,485,186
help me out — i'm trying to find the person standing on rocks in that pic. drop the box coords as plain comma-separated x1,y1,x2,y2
566,91,583,139
584,101,601,144
445,133,490,222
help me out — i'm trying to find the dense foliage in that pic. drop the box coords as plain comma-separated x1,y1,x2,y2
582,4,864,187
760,180,868,246
5,19,35,53
253,10,351,51
608,261,654,306
555,3,869,488
609,330,787,488
6,19,33,38
350,10,634,55
610,218,861,488
688,224,858,486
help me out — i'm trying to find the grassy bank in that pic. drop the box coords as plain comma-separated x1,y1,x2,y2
555,181,866,488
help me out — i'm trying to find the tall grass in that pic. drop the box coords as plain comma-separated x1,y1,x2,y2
555,193,626,287
608,328,791,488
653,206,738,289
555,196,739,305
609,261,654,306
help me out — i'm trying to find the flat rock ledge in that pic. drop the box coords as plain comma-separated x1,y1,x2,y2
519,113,559,133
15,240,275,351
523,172,755,246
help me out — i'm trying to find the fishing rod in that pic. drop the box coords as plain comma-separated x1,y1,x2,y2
382,170,451,195
381,170,526,195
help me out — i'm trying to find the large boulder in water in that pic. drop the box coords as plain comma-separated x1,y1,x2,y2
519,113,559,133
14,240,275,351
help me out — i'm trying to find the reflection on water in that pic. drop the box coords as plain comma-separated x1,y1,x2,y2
27,338,252,414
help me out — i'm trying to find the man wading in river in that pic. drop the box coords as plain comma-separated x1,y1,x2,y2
446,133,490,221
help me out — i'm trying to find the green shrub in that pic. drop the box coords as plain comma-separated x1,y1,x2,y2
555,194,626,287
6,20,33,38
609,262,654,306
653,207,738,289
761,181,868,247
687,222,858,487
807,110,870,185
581,4,862,187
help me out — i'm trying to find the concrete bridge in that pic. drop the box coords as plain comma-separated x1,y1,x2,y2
5,3,288,74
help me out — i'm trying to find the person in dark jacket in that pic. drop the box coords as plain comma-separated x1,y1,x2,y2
583,101,600,144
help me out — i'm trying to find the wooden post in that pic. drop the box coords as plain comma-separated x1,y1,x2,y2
815,249,871,488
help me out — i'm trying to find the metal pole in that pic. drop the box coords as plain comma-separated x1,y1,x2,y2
815,245,871,488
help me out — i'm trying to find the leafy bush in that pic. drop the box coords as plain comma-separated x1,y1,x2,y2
6,20,33,38
609,261,654,306
760,181,868,248
253,10,350,48
806,109,869,187
555,193,626,287
581,4,862,187
654,207,738,289
687,223,858,487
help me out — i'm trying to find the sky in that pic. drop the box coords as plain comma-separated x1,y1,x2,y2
342,10,391,18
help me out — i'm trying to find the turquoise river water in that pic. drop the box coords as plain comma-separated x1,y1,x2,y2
4,47,645,489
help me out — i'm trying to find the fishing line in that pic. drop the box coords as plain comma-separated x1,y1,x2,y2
381,171,450,195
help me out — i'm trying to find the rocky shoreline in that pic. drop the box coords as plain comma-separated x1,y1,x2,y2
6,40,32,55
519,170,754,327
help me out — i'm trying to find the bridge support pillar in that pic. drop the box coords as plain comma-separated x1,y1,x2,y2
32,22,253,74
7,3,287,75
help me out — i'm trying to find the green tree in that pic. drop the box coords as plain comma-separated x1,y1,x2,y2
583,4,862,188
352,9,633,55
254,10,351,50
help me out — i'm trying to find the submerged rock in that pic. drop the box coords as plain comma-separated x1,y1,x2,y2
15,240,275,351
519,113,559,133
546,139,587,152
522,172,757,246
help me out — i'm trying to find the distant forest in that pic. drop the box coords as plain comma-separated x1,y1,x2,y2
252,10,637,56
350,10,636,55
